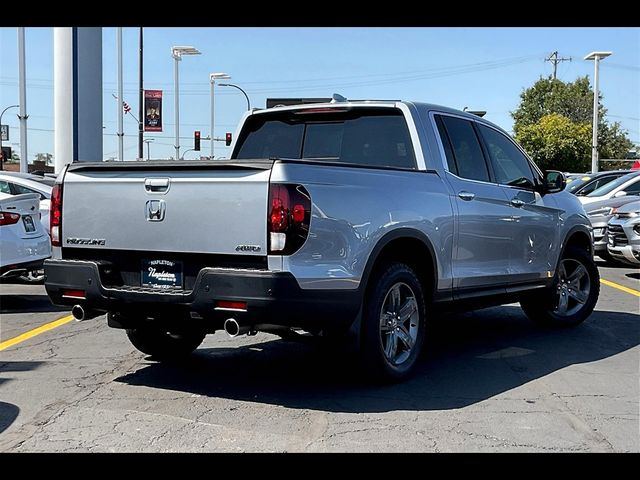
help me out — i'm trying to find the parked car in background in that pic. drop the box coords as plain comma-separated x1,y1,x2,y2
580,171,640,205
565,170,629,197
0,172,54,234
586,195,640,263
606,200,640,266
0,192,51,283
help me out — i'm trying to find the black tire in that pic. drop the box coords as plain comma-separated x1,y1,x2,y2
361,262,427,382
521,246,599,327
126,327,205,360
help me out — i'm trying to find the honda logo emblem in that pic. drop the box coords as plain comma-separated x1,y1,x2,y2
145,200,166,222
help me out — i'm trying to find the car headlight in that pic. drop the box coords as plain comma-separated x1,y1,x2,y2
634,224,640,236
588,207,613,217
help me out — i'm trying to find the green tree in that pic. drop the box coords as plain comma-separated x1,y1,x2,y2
517,114,591,172
512,76,632,171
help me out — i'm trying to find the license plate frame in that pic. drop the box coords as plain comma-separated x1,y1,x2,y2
141,259,183,289
22,215,35,233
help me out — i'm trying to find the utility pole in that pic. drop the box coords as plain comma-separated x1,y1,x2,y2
545,51,572,80
138,27,144,160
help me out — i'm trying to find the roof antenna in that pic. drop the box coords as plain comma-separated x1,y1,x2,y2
330,93,348,103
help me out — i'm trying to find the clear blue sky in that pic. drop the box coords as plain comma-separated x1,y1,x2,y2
1,27,638,161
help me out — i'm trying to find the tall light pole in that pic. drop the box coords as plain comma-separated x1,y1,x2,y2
210,72,230,159
219,83,251,111
584,51,612,173
117,27,124,161
172,46,201,160
17,28,28,172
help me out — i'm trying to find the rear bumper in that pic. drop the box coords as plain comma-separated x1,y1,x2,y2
44,259,360,332
1,258,47,278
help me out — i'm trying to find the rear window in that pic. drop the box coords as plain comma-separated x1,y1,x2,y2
233,108,416,169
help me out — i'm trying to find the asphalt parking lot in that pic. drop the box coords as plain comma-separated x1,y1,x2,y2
0,260,638,452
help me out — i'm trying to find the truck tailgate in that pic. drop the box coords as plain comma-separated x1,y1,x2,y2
61,161,272,256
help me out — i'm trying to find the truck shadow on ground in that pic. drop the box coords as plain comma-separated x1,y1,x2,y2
0,294,68,314
115,306,639,413
0,362,43,433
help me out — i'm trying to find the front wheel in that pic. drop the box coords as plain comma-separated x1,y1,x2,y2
361,263,427,382
521,247,599,327
126,327,205,360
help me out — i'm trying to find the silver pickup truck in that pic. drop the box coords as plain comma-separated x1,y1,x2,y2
44,99,599,381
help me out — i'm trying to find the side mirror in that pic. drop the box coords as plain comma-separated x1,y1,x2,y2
613,190,627,198
542,170,566,194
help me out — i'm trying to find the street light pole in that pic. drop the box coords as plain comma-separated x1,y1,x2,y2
172,46,201,161
209,72,231,159
117,27,124,161
219,83,251,111
17,27,28,172
174,54,180,160
0,104,19,170
584,51,612,173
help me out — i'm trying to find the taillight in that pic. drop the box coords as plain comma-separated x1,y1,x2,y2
0,212,21,226
267,183,311,255
50,183,62,246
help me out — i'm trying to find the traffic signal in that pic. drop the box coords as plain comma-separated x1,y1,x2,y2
0,146,11,164
194,131,201,151
225,132,232,146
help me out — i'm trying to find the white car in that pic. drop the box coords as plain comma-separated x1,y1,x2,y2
579,171,640,205
0,172,54,233
0,192,51,282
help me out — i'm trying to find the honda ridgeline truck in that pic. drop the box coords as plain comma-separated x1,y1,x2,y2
44,99,599,380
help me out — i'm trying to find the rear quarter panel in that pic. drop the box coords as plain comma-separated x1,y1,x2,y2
270,162,455,291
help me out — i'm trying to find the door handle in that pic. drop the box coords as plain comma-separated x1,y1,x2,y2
145,178,170,193
458,191,475,201
510,198,525,208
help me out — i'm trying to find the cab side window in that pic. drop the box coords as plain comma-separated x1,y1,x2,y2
477,124,535,190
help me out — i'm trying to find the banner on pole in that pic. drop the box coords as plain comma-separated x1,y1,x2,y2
144,90,163,132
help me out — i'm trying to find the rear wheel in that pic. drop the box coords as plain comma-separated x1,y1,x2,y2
361,263,427,382
126,327,205,360
521,247,599,327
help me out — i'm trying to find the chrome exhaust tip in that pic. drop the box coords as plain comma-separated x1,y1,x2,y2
71,305,100,321
223,318,250,337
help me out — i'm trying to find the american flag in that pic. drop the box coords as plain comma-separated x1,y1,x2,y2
122,101,131,113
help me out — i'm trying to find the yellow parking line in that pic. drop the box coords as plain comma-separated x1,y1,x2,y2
0,314,74,351
600,279,640,298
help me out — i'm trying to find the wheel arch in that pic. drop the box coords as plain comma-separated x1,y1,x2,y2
359,228,438,300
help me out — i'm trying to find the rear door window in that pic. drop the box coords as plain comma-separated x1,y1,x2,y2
439,116,491,182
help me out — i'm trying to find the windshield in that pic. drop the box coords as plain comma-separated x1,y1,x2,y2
565,175,593,193
587,172,639,197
